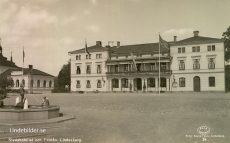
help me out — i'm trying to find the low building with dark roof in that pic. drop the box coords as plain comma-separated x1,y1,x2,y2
0,40,54,92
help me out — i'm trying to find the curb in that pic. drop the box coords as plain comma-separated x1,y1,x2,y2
0,114,75,126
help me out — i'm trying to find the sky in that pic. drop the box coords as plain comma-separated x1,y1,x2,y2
1,0,230,76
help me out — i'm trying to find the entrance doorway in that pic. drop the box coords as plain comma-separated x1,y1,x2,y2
135,78,142,91
193,76,200,92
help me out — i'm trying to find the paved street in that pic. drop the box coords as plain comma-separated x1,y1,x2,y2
1,92,230,143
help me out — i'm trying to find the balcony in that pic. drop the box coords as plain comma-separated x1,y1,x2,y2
106,70,172,77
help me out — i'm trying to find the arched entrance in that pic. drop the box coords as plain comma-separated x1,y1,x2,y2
193,76,200,92
134,78,142,91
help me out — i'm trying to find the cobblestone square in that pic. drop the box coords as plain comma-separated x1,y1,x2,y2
1,92,230,143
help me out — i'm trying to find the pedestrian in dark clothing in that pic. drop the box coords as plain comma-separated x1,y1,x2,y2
19,84,25,102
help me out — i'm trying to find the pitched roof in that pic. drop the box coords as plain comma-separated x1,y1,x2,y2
110,42,170,56
1,68,54,77
69,45,108,54
69,42,171,56
0,55,18,68
171,36,224,46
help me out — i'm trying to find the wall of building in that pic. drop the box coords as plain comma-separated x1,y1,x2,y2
70,51,108,91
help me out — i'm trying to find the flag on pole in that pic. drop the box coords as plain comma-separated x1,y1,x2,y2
159,35,170,50
130,52,137,71
23,47,25,63
85,40,90,55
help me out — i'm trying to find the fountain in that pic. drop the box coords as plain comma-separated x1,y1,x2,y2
0,93,60,121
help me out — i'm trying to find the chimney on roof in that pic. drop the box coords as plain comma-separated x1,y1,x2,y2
117,41,120,48
193,31,199,37
173,36,177,42
108,41,114,47
29,65,33,69
96,41,102,46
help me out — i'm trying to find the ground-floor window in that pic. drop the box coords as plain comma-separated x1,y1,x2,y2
37,80,40,87
97,80,102,88
76,80,81,88
113,79,119,88
124,79,128,88
86,80,91,88
209,77,215,87
159,78,166,87
179,77,185,87
49,81,52,87
149,78,155,87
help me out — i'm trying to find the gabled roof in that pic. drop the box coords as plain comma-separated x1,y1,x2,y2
1,68,54,77
171,36,224,46
69,45,108,54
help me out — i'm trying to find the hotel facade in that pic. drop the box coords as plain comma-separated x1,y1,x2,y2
69,31,225,92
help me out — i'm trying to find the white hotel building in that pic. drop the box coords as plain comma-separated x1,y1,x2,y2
69,31,225,92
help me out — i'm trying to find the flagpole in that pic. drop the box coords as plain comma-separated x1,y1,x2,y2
85,39,87,95
159,34,161,95
22,46,24,85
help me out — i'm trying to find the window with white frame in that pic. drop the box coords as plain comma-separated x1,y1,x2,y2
96,53,102,59
192,46,200,52
124,64,129,71
86,54,91,59
179,60,185,70
76,66,81,74
75,55,81,60
207,45,215,51
97,80,102,88
208,58,215,69
86,80,91,88
149,78,155,87
115,65,119,72
179,77,185,87
86,65,91,74
209,77,215,87
97,65,101,73
150,63,155,70
76,80,81,88
193,59,200,69
178,47,185,53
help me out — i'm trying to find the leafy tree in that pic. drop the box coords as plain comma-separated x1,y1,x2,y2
58,60,70,88
0,75,13,89
222,26,230,62
54,76,59,87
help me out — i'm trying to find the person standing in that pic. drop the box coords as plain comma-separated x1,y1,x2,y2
19,84,25,102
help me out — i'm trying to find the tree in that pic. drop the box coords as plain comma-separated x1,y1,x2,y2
0,75,13,89
222,26,230,62
58,60,70,88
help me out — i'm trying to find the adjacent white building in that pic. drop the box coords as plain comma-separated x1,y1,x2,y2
170,31,225,92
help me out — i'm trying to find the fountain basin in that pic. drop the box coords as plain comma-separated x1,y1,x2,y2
0,105,60,121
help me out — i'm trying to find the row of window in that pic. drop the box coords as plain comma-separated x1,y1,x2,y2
179,58,215,70
76,80,103,88
76,54,102,60
76,65,102,74
114,63,167,72
178,77,215,87
178,45,215,53
14,80,52,88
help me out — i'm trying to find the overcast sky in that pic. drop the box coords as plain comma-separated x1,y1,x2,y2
1,0,230,76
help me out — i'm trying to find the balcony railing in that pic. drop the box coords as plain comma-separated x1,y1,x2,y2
106,70,172,77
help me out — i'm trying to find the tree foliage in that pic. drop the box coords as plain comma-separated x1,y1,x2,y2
0,75,13,89
58,60,70,88
222,26,230,62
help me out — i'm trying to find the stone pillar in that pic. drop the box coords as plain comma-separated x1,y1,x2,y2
119,79,121,91
155,78,158,91
132,79,135,91
167,78,170,91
